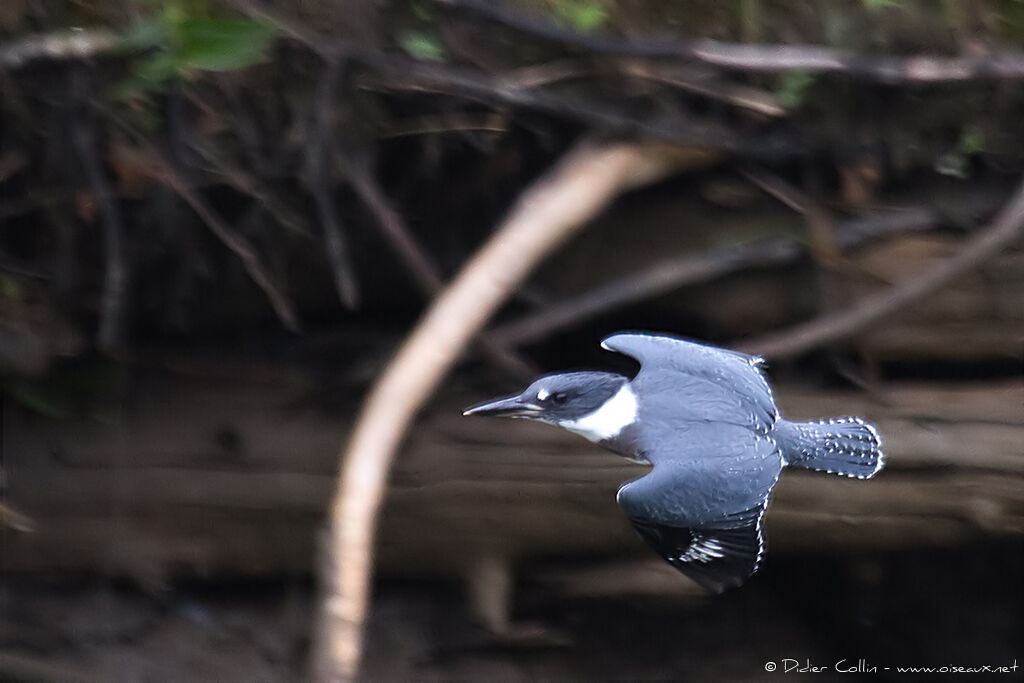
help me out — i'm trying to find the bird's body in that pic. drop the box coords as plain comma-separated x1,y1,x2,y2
464,332,883,593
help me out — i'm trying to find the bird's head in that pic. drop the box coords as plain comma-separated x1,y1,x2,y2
463,371,632,437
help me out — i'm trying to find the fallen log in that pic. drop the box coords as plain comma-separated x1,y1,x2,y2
3,372,1021,589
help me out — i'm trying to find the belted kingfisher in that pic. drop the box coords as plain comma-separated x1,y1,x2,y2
464,332,883,593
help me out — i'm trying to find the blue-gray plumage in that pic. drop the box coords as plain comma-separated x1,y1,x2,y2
464,332,884,593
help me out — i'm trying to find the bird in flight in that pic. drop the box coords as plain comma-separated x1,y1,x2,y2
464,332,884,593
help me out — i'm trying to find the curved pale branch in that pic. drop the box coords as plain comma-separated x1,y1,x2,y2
312,140,698,682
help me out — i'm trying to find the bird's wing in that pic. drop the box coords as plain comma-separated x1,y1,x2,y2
601,332,777,431
615,429,781,592
625,503,766,593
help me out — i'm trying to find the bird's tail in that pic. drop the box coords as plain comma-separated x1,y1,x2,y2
774,417,884,479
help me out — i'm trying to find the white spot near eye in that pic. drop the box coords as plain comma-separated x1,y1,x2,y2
536,388,549,401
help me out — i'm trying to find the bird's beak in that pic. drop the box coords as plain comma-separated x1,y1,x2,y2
462,394,543,418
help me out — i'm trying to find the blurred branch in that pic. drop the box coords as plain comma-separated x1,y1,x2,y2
619,61,785,117
222,3,797,154
437,0,1024,83
0,502,35,533
690,44,1024,83
223,0,332,58
497,58,785,117
360,61,759,152
311,140,690,682
305,56,360,310
340,155,444,295
7,9,1024,88
71,95,127,353
376,112,508,139
0,28,120,68
739,167,807,213
742,167,841,267
153,156,301,333
190,139,311,238
341,152,536,379
738,178,1024,359
492,206,938,346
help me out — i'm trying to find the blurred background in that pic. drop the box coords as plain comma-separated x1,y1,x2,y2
1,1,1022,680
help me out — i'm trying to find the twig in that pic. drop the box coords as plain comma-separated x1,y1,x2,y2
311,140,689,682
71,98,127,353
691,44,1024,83
0,254,49,280
739,167,806,213
497,58,594,89
0,28,120,68
619,61,785,117
190,139,311,238
305,56,360,310
737,178,1024,359
376,112,508,139
341,154,444,294
7,7,1024,87
216,2,803,155
154,157,301,333
743,166,841,265
340,152,536,378
492,206,939,346
436,0,1024,83
742,166,844,325
359,61,767,154
0,502,36,533
223,0,333,59
499,58,786,117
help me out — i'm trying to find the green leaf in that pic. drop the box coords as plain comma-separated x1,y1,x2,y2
130,50,180,88
958,125,985,155
775,70,815,109
555,1,608,33
398,30,445,62
176,16,276,71
862,0,901,9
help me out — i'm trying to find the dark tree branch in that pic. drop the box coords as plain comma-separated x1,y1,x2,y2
7,7,1024,87
306,55,360,310
619,60,786,117
737,179,1024,359
491,207,939,346
341,154,445,293
360,60,756,153
70,93,127,353
153,157,301,333
190,138,312,238
340,152,536,379
498,58,786,117
436,0,1024,83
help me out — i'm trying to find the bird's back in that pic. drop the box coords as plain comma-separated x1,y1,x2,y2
602,334,779,465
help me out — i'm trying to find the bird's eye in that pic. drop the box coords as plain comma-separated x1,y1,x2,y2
551,392,569,404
